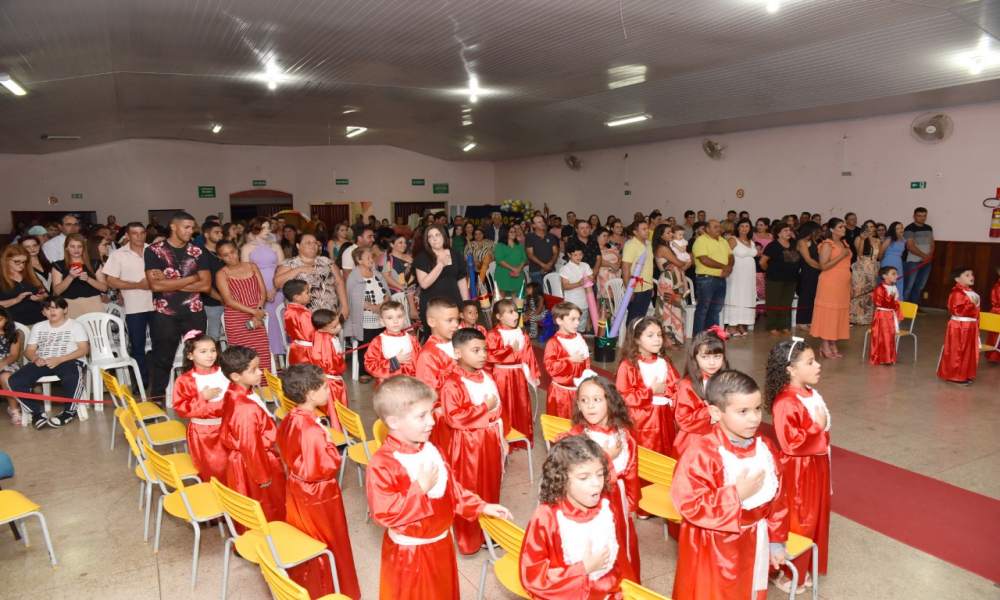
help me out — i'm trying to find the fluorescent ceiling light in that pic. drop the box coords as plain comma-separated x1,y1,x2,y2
766,1,780,13
346,127,367,138
607,65,647,90
0,74,26,96
267,81,277,90
606,114,650,127
212,124,222,133
463,142,477,152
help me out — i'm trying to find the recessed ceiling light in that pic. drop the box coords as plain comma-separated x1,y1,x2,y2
462,107,472,113
766,0,780,13
463,142,477,152
970,56,985,75
212,124,222,133
346,127,367,138
463,119,473,126
0,74,26,96
268,81,277,90
606,114,650,127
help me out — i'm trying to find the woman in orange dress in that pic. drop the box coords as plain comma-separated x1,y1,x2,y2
811,218,852,359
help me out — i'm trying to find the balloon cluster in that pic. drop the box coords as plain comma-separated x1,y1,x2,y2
500,199,533,214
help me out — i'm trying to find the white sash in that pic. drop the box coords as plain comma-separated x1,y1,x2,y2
951,316,977,322
192,368,230,403
293,339,313,347
190,417,222,426
393,443,448,499
556,499,619,580
388,528,449,546
380,333,413,359
637,358,671,406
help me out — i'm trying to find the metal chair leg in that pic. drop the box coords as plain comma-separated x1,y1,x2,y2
190,522,201,591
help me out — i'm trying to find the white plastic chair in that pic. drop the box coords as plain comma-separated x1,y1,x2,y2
13,322,88,424
218,317,229,351
77,313,148,409
543,273,563,298
390,292,411,327
165,341,185,409
274,304,288,371
684,276,697,340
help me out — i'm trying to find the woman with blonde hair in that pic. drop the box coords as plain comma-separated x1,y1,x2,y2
51,233,108,318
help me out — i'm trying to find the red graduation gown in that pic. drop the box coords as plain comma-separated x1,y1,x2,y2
285,302,316,366
937,285,980,382
363,331,421,385
543,333,591,419
414,335,456,447
462,322,488,336
276,407,361,599
366,435,486,600
486,324,541,448
520,497,633,600
671,426,789,600
772,386,831,583
671,375,713,460
559,424,642,581
439,368,505,554
987,280,1000,363
308,330,347,430
220,384,286,529
615,356,679,456
171,366,229,485
869,284,902,365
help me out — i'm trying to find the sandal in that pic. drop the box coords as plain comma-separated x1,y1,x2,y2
7,406,22,426
358,375,373,384
770,573,806,595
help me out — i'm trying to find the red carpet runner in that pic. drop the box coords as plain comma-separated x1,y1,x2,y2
530,345,1000,583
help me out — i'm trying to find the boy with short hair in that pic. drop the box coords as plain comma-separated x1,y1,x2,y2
459,300,487,336
308,308,347,429
220,345,286,526
9,295,90,429
671,370,789,600
869,266,902,366
542,301,591,418
937,267,980,385
415,297,461,446
364,301,421,385
283,280,314,366
276,364,360,599
559,239,594,331
438,328,506,554
365,376,512,600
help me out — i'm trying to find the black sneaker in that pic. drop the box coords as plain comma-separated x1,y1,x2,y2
946,379,971,386
48,412,75,427
32,416,51,430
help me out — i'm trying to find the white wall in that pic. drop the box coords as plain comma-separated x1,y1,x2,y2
494,102,1000,242
0,139,494,231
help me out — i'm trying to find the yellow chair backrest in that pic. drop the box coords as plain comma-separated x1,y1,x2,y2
478,514,525,556
255,544,309,600
100,369,124,399
210,477,272,536
334,402,368,444
118,412,146,460
637,446,676,488
143,440,186,491
900,301,918,322
540,414,572,445
275,389,297,414
121,388,143,420
373,419,388,445
264,369,283,392
621,579,672,600
980,312,1000,334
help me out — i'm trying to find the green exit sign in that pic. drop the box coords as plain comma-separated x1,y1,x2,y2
433,183,449,194
910,181,926,189
253,180,266,187
624,190,632,196
336,179,349,185
198,186,216,198
71,193,83,199
412,179,425,186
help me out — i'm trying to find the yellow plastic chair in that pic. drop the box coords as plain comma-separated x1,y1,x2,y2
143,440,224,592
373,418,389,445
636,445,682,538
505,428,534,482
539,414,572,451
861,301,918,362
0,490,57,569
101,369,167,452
119,412,200,543
210,477,339,599
261,369,284,406
935,312,1000,371
621,579,672,599
255,543,351,600
785,532,819,600
476,514,528,600
123,388,188,452
333,402,380,488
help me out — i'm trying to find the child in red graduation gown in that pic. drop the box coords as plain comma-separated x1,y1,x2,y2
765,339,830,592
937,267,981,385
556,375,641,581
543,302,591,419
671,370,789,600
615,317,679,457
220,345,286,528
307,309,347,430
486,299,541,447
364,300,421,385
438,328,507,554
520,435,634,599
276,364,361,600
171,331,229,485
283,280,315,366
366,376,512,600
869,266,903,366
414,297,460,447
671,328,729,460
460,300,488,336
987,266,1000,364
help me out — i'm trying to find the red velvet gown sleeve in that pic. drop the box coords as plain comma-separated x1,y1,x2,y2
772,391,829,457
989,281,1000,363
523,333,542,382
309,331,348,411
622,430,640,514
171,371,228,484
616,360,664,452
286,304,317,365
486,328,518,365
220,388,286,524
172,371,222,419
937,286,980,381
543,338,588,418
672,377,713,459
364,334,392,381
415,340,453,392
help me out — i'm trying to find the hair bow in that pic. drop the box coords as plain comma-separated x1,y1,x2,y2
787,336,804,362
182,330,203,342
573,369,600,388
706,325,727,341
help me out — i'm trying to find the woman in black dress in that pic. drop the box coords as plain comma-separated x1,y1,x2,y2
795,221,823,332
413,224,469,340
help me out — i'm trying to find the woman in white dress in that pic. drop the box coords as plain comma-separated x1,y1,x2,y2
723,219,758,337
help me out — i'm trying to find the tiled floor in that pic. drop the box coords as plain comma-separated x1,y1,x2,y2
1,309,998,599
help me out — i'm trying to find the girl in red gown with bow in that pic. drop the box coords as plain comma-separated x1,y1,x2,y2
937,268,981,385
283,280,315,366
671,328,730,460
869,266,903,366
171,331,229,485
520,435,635,599
275,364,361,599
543,302,591,419
307,309,346,430
363,300,421,385
765,339,831,593
615,317,680,456
487,299,541,447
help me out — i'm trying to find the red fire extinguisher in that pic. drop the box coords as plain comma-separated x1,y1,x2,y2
987,188,1000,239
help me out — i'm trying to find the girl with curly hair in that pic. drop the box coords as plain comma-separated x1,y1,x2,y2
558,376,641,580
764,338,830,593
671,327,730,460
614,317,680,457
520,435,634,597
171,331,228,485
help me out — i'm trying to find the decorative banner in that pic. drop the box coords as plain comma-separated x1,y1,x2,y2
608,249,646,338
582,275,600,334
515,277,527,328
